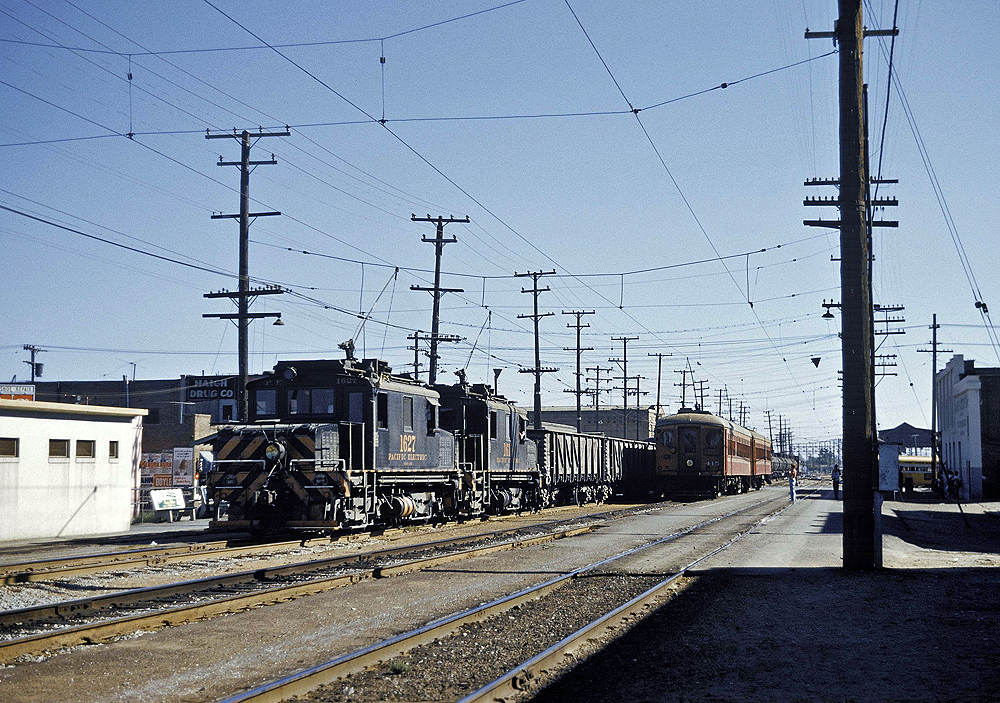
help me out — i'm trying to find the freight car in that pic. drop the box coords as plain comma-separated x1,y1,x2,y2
528,425,656,505
654,408,772,498
770,453,799,480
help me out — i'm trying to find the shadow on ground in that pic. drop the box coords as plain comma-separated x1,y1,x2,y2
528,566,1000,703
530,504,999,703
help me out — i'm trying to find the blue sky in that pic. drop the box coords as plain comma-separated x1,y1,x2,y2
2,1,998,445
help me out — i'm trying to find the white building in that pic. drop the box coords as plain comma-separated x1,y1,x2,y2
0,399,145,542
936,355,988,501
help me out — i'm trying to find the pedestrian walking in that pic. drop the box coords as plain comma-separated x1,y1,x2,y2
788,466,797,503
831,464,841,500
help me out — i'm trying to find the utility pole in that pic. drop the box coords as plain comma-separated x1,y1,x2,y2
516,270,558,430
204,127,288,422
562,310,595,432
674,368,689,409
22,344,45,382
766,410,774,445
627,375,647,440
648,352,672,420
586,365,613,433
407,331,426,381
694,379,709,412
806,1,897,571
610,336,638,439
919,314,951,486
410,214,468,384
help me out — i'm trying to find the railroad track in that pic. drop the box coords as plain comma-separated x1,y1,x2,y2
0,501,650,584
0,536,339,584
0,502,663,664
211,489,819,703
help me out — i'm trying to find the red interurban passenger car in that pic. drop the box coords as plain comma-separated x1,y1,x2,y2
655,408,772,498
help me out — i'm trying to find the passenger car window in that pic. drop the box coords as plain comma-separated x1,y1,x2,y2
704,429,722,451
682,429,698,453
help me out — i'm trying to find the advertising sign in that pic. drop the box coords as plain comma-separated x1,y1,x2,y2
0,384,34,401
140,452,173,488
172,447,195,487
149,488,186,511
185,376,236,401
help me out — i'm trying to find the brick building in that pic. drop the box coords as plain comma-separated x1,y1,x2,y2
529,405,658,441
31,375,247,453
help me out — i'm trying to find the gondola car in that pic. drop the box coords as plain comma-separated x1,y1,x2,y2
208,357,464,533
654,408,772,498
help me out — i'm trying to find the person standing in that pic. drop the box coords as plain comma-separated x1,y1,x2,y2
788,465,797,502
831,464,841,500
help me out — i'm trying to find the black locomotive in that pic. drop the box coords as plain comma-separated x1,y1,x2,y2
206,354,656,534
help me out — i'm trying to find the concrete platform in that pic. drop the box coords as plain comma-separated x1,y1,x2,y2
532,487,1000,703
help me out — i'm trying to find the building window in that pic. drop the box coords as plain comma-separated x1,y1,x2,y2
49,439,70,458
76,440,96,458
0,438,18,458
109,440,119,460
221,404,234,421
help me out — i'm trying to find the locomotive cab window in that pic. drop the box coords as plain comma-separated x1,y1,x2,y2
377,393,388,429
349,392,364,424
490,411,498,440
287,388,310,415
255,389,277,417
426,401,437,435
312,388,335,414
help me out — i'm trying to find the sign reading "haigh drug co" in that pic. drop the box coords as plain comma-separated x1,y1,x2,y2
185,376,236,401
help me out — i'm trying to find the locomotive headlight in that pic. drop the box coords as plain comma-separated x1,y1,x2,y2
686,459,694,467
264,442,285,462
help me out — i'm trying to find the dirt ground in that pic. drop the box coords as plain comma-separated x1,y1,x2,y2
529,494,1000,703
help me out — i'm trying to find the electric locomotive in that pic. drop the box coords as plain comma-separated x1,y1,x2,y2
654,408,772,498
207,356,465,533
434,371,540,514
